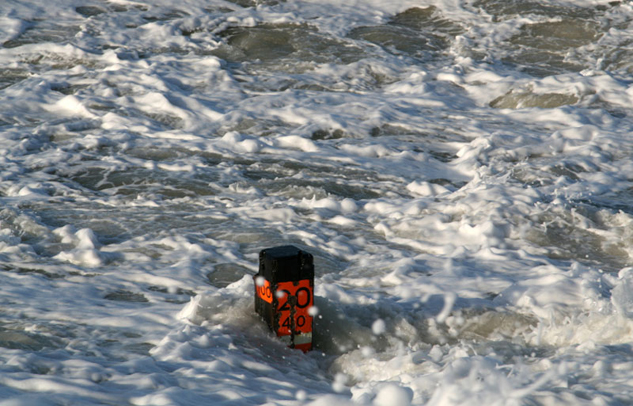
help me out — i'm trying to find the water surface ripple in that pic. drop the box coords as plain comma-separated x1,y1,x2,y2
2,0,633,405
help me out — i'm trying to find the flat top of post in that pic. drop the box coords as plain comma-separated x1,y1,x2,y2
261,245,302,259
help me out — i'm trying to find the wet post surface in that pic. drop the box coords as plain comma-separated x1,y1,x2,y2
254,245,314,352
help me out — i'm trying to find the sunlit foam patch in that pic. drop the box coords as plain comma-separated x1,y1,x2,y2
439,308,539,342
522,268,633,347
178,276,257,328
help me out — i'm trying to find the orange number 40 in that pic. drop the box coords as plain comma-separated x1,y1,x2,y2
275,280,313,336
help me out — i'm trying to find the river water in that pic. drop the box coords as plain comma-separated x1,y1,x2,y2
2,0,633,404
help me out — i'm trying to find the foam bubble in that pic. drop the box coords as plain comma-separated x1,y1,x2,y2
373,383,413,406
372,319,386,335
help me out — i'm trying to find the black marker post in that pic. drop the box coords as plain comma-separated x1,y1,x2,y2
254,245,314,352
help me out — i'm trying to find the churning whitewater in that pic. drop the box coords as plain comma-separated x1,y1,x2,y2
2,0,633,404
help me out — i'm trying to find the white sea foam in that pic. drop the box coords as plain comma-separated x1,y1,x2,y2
1,0,633,404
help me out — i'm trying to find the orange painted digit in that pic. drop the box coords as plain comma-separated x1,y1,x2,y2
275,280,313,336
276,288,292,335
293,280,313,335
256,279,273,304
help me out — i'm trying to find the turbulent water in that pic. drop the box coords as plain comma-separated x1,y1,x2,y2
2,0,633,404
